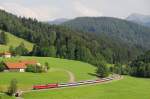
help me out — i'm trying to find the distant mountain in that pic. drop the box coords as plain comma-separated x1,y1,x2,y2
126,13,150,27
48,18,69,25
63,17,150,49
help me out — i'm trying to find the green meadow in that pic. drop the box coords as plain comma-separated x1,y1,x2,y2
0,32,33,52
0,94,15,99
0,56,96,91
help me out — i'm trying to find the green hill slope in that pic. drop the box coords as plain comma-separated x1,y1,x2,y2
0,31,33,52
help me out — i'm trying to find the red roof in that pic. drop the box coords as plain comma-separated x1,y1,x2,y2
5,62,26,69
19,60,37,65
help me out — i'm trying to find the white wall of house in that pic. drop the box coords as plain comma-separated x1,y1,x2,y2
3,55,11,58
19,69,25,72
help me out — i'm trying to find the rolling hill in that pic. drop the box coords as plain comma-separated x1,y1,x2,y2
63,17,150,50
0,31,33,52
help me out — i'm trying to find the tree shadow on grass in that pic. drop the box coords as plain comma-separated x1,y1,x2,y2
88,73,100,78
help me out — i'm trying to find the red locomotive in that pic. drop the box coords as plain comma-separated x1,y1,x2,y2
33,83,58,90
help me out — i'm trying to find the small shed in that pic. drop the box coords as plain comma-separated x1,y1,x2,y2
0,52,12,58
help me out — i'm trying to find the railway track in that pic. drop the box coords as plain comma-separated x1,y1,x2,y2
20,74,122,94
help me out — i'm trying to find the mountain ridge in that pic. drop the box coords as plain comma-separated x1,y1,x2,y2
48,18,70,25
63,16,150,49
126,13,150,27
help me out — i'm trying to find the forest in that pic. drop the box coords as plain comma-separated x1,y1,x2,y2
0,9,144,65
63,17,150,50
129,50,150,77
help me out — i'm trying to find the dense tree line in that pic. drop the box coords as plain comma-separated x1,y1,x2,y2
129,50,150,77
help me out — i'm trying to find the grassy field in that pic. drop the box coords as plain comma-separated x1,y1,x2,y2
0,32,33,52
0,70,68,91
22,76,150,99
1,57,150,99
0,56,96,91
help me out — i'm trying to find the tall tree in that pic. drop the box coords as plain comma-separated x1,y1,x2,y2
7,79,18,96
96,61,109,78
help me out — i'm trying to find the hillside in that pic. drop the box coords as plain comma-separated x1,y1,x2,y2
0,10,144,64
63,17,150,49
0,31,33,52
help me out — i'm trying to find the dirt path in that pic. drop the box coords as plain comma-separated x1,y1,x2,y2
64,70,75,83
50,68,75,82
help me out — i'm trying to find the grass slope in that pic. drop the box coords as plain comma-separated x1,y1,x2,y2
0,70,68,91
0,56,96,91
23,76,150,99
0,32,33,52
0,94,15,99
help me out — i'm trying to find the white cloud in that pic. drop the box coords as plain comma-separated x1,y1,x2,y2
0,2,60,21
0,3,38,18
0,0,149,21
73,1,102,17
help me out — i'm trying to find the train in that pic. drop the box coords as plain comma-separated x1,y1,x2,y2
33,83,59,90
33,76,117,90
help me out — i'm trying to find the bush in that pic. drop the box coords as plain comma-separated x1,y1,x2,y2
0,61,5,72
96,61,109,78
45,62,50,71
26,64,46,73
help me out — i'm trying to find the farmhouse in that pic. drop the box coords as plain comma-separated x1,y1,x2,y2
4,60,39,72
0,52,12,58
4,62,26,72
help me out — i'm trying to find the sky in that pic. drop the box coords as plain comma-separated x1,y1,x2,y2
0,0,149,21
